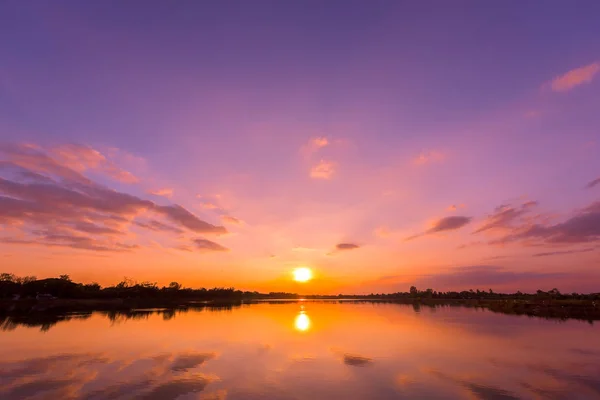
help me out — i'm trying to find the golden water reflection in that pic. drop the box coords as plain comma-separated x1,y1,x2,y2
294,310,311,332
1,302,600,399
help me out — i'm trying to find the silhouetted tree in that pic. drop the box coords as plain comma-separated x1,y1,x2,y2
409,286,418,297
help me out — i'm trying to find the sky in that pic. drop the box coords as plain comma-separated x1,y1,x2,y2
1,1,600,294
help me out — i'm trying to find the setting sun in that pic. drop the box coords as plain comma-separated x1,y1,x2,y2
293,267,313,282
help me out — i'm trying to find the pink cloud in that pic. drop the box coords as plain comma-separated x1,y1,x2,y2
221,215,242,225
310,160,336,179
0,143,226,252
52,144,139,183
301,136,329,157
149,188,174,198
447,204,466,212
550,62,600,92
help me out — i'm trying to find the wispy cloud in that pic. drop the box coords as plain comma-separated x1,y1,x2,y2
301,136,329,157
292,246,318,252
490,201,600,245
586,177,600,189
447,204,465,212
192,238,229,252
52,143,139,183
532,247,597,258
414,150,445,166
149,188,174,198
406,216,472,241
549,62,600,92
336,243,359,251
134,219,184,234
474,201,539,234
310,160,336,179
220,215,241,225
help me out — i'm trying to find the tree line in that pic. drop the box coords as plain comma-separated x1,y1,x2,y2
1,273,598,301
0,273,296,300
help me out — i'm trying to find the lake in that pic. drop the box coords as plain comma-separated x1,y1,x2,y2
1,301,600,399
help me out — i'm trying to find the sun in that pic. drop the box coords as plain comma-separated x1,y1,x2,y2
293,267,313,282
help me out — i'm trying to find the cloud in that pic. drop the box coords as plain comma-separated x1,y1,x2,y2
0,234,139,252
406,216,471,241
51,143,139,183
192,238,229,252
491,201,600,245
414,150,444,166
550,62,600,92
220,215,241,225
301,137,329,157
447,204,465,212
456,241,484,249
336,243,360,251
0,143,226,252
532,247,597,257
155,205,226,234
292,247,317,252
134,220,184,234
149,188,174,198
474,201,538,234
311,137,328,148
586,177,600,189
412,265,569,291
310,160,336,179
200,202,218,209
428,216,471,233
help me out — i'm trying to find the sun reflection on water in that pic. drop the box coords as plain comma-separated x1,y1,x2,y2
294,311,311,332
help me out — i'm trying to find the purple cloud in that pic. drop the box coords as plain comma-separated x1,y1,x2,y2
406,216,471,241
192,238,229,252
492,201,600,245
474,201,538,234
586,177,600,189
0,142,226,252
532,247,597,257
134,220,184,234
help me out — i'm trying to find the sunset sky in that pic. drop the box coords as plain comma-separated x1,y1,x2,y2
1,1,600,294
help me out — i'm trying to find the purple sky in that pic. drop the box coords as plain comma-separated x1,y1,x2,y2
1,1,600,293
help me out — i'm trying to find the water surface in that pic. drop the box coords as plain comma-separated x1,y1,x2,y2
1,301,600,399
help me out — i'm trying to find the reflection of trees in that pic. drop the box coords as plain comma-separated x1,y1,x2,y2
1,312,92,332
0,303,243,332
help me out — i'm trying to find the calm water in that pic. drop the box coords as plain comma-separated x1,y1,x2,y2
1,301,600,400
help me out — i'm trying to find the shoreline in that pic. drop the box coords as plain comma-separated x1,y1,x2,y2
1,297,599,323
